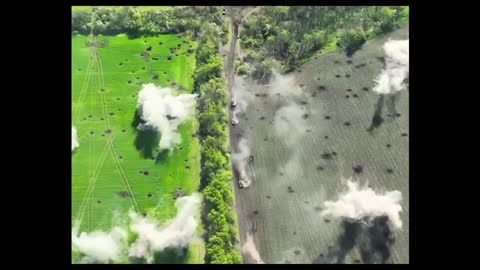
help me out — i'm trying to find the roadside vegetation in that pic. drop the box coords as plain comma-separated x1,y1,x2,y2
193,29,242,264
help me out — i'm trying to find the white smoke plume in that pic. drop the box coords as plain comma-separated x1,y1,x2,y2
72,226,127,263
128,193,201,262
321,180,403,230
72,126,79,152
270,70,303,97
373,39,409,95
273,104,306,145
232,137,250,163
242,232,264,264
137,84,197,151
232,138,252,188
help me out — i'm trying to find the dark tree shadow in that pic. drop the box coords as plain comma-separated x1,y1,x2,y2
128,257,147,264
132,108,160,159
367,94,385,132
155,149,169,164
385,92,402,118
313,219,361,264
152,247,188,264
358,216,395,264
345,43,364,57
313,216,395,264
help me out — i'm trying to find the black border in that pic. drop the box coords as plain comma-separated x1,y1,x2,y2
22,0,436,267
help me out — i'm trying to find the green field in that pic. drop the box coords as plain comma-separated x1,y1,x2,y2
72,33,203,263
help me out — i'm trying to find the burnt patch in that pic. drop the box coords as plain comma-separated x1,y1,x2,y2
353,94,359,98
386,168,394,174
344,121,351,126
335,74,341,78
401,132,408,137
321,152,333,160
324,115,331,120
362,87,369,92
288,186,295,193
117,191,130,198
172,188,184,199
353,165,363,174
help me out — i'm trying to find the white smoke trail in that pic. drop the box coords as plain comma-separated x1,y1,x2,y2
242,232,264,264
232,138,252,188
137,84,197,151
72,126,79,152
373,39,409,95
72,226,127,263
128,193,201,262
321,180,403,230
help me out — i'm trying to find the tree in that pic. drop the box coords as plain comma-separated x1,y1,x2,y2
339,27,366,56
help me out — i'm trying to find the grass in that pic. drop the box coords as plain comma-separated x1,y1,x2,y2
72,33,203,263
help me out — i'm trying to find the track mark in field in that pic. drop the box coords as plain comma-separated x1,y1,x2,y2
73,56,94,122
94,49,141,213
75,143,109,225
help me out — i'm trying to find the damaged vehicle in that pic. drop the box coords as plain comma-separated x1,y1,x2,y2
231,115,239,126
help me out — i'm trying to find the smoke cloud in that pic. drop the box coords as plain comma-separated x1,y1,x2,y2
231,138,252,188
137,84,197,151
321,180,403,230
128,193,201,262
242,232,264,264
373,39,409,95
72,226,127,263
72,126,79,152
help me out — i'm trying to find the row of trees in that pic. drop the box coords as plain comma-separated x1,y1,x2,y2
240,6,409,78
193,34,242,264
72,6,223,38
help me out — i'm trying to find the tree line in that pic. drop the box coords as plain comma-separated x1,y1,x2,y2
193,31,242,264
72,6,223,38
239,6,409,80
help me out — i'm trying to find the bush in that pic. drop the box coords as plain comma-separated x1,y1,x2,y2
339,27,366,57
252,59,274,83
236,64,251,75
